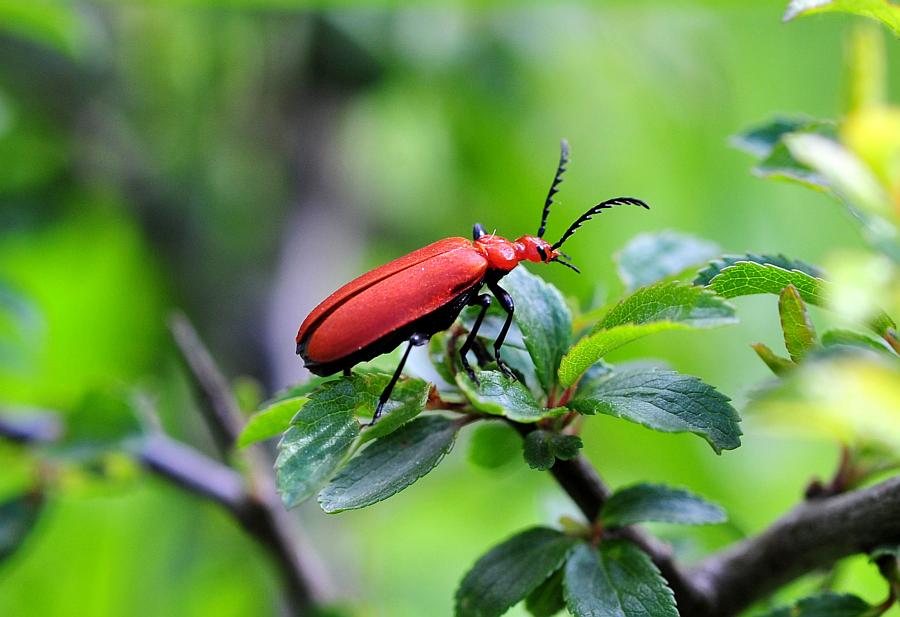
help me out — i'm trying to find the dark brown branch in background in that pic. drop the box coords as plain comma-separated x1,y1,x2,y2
0,314,331,617
168,313,332,615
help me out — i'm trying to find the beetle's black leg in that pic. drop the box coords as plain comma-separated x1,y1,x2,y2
459,293,492,384
343,367,352,377
487,280,516,379
371,332,429,426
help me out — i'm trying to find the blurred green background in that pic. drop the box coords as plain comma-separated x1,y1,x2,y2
1,1,897,616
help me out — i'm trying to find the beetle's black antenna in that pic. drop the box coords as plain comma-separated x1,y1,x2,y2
551,256,581,274
551,197,649,250
537,139,570,239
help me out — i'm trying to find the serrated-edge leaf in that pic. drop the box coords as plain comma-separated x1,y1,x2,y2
601,483,727,528
318,415,458,513
356,378,430,445
457,370,560,422
456,527,578,617
694,253,825,287
559,283,736,387
563,541,678,617
568,368,742,453
705,260,896,337
274,381,361,509
779,285,818,362
238,396,308,448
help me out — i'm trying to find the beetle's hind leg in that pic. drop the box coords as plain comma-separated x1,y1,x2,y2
487,280,516,380
459,293,492,384
370,332,429,426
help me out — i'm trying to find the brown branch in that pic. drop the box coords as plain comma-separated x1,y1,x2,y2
168,312,243,456
525,419,900,616
690,475,900,616
167,312,333,614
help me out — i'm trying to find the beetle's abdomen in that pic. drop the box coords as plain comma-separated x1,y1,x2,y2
297,245,488,367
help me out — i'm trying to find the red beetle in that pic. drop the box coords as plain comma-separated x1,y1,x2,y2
296,141,648,421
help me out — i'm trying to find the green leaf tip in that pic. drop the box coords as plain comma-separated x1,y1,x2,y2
601,483,727,528
779,284,819,362
568,368,742,453
318,415,458,513
455,527,578,617
238,396,307,448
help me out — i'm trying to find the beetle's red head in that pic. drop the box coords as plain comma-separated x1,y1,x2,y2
474,140,649,275
514,235,556,264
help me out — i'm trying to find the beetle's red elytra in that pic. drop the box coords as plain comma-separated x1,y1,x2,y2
296,140,649,423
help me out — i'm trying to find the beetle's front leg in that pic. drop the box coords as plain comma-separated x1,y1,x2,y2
459,293,492,385
487,280,516,380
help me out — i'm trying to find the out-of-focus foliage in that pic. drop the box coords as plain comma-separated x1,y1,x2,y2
1,1,900,616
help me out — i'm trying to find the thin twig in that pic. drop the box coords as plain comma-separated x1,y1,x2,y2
167,312,332,613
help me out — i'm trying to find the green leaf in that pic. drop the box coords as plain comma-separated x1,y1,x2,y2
784,0,900,37
731,116,832,158
559,282,736,387
429,331,457,384
615,231,719,291
275,380,361,509
525,568,566,617
601,483,726,528
751,343,796,376
785,133,893,218
503,267,573,394
706,261,825,303
238,396,307,448
822,329,894,354
704,260,896,337
457,371,561,423
757,592,874,617
563,541,677,617
574,361,615,396
568,368,741,453
779,285,818,362
756,142,829,189
468,422,522,470
357,378,430,445
455,527,578,617
318,415,458,513
523,430,583,471
0,492,43,564
694,253,824,287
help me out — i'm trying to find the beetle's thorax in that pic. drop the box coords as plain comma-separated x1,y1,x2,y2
474,234,556,271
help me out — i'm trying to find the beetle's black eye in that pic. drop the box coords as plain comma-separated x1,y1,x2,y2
536,246,547,261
